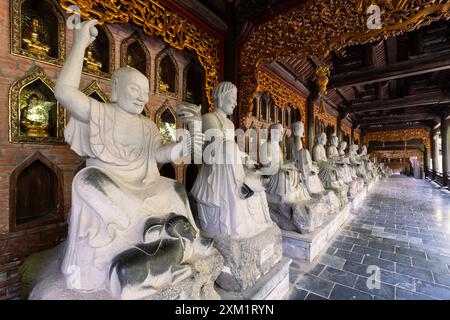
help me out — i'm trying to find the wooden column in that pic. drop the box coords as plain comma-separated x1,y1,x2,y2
441,114,450,186
307,94,315,152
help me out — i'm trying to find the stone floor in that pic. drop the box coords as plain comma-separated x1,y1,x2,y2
285,176,450,300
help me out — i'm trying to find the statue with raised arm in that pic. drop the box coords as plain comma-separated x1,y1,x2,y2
287,121,340,213
182,81,282,292
32,20,223,300
262,123,329,234
312,132,349,208
327,135,361,198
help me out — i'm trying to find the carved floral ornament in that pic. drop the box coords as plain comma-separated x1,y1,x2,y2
370,149,424,165
342,123,352,137
59,0,221,111
364,128,431,150
257,68,307,122
239,0,450,124
314,105,337,129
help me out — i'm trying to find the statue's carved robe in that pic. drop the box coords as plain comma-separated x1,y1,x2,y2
190,111,272,239
62,99,196,291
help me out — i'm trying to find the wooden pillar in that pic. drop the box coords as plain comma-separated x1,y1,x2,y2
307,95,315,152
336,115,342,143
441,114,450,186
432,130,438,179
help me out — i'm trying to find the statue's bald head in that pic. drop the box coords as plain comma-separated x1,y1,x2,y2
110,67,149,114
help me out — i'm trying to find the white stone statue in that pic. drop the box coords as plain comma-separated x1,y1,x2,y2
262,123,329,234
49,20,221,300
339,141,365,192
327,135,361,198
349,144,371,184
287,121,340,212
188,81,273,239
183,81,282,292
312,132,349,208
360,145,379,181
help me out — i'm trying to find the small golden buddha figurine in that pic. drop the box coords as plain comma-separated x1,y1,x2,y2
126,54,134,67
159,80,170,93
22,17,51,56
186,90,194,102
84,43,102,71
21,93,55,137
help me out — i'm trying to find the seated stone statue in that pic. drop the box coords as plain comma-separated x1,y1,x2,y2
348,144,371,184
360,145,379,181
184,81,282,292
34,20,222,300
261,123,329,234
339,141,364,193
327,135,360,198
287,121,340,213
312,132,349,208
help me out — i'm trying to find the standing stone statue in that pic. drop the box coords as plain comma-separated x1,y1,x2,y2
287,121,340,213
183,82,282,292
312,132,349,208
327,135,360,198
262,123,329,234
30,20,223,300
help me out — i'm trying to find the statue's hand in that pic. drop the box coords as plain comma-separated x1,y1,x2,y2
74,20,98,50
176,103,202,127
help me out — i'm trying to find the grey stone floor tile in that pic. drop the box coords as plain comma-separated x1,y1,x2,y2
362,255,395,272
334,249,364,264
329,284,372,300
354,276,396,300
318,266,358,288
395,287,437,300
318,254,346,270
288,177,450,300
296,274,335,298
395,263,434,282
433,272,450,287
379,251,412,265
415,280,450,299
287,287,309,300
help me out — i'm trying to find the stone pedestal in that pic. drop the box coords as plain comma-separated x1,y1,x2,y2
26,244,224,300
282,204,351,262
216,257,291,300
213,224,283,293
350,187,368,210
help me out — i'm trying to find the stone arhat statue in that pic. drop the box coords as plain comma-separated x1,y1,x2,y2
39,20,221,300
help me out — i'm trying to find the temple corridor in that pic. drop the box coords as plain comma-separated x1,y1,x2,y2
288,176,450,300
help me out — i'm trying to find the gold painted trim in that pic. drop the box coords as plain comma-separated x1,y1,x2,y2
9,67,66,144
239,0,450,125
82,80,109,103
155,47,179,98
364,129,431,150
120,31,151,79
59,0,220,110
11,0,66,67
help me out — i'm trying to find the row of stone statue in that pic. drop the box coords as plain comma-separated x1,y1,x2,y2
28,20,391,301
261,122,391,234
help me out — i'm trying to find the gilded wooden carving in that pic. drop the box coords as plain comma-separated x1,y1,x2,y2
314,105,337,131
120,32,151,78
82,81,109,103
256,68,307,124
364,128,431,150
9,67,66,144
11,0,66,66
59,0,221,110
239,0,450,122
